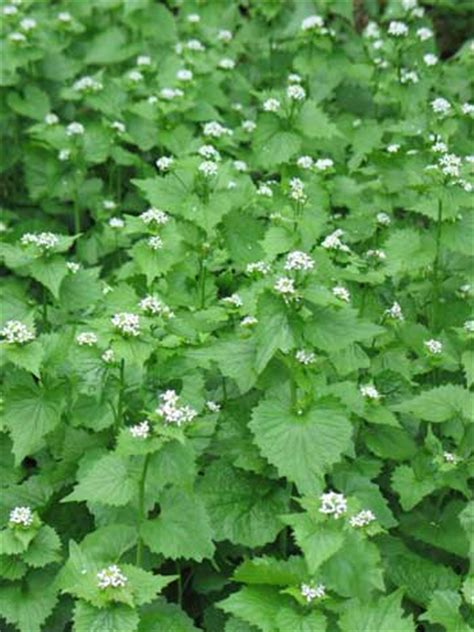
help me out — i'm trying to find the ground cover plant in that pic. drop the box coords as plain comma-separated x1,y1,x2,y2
0,0,473,630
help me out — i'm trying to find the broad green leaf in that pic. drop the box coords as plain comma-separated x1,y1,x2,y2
73,602,139,632
29,257,69,299
391,465,437,511
219,586,290,632
338,589,415,632
276,607,327,632
138,599,199,632
419,590,470,632
305,307,383,352
397,385,472,423
255,292,294,373
23,525,61,568
0,570,58,632
234,556,306,586
0,340,44,377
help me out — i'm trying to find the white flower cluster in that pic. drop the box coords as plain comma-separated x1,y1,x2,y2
462,103,474,116
241,315,258,327
385,301,404,321
296,349,316,365
156,390,198,426
20,231,59,251
464,320,474,333
203,121,233,137
289,177,307,202
300,583,326,603
287,84,306,101
176,68,193,82
186,39,205,52
242,120,256,133
199,145,221,161
218,58,235,70
443,451,459,464
321,229,350,252
332,285,351,302
301,15,325,32
218,29,233,43
0,320,35,344
148,235,163,250
76,332,98,346
137,55,151,66
140,207,169,225
139,295,174,318
364,22,380,39
45,112,59,125
257,183,273,197
424,338,442,354
73,75,103,93
246,261,271,275
102,348,115,364
388,21,409,37
156,156,174,172
66,121,85,136
9,506,33,527
297,155,313,169
111,313,140,337
263,98,280,112
129,420,150,439
206,400,221,413
360,384,381,400
350,509,376,528
199,160,218,177
233,160,247,172
111,121,126,134
285,250,314,272
423,54,438,66
438,153,462,178
109,217,124,229
159,87,184,100
431,98,451,116
67,261,80,274
274,276,296,297
97,565,128,590
221,293,243,308
320,491,347,518
314,158,334,171
400,68,419,85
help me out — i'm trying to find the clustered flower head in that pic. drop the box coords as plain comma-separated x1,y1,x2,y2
73,75,103,93
139,295,174,318
203,121,233,137
218,58,235,70
431,98,451,116
300,582,326,603
159,87,184,100
20,232,59,251
102,348,115,364
242,120,256,133
388,21,409,37
321,228,350,252
320,491,347,518
156,390,197,426
76,332,98,346
111,313,140,337
301,14,325,32
263,98,280,112
274,276,296,297
241,315,258,327
314,158,334,171
140,207,169,225
67,261,80,274
129,420,150,439
218,29,233,43
246,261,271,275
66,121,85,136
9,506,33,527
297,155,313,169
424,338,443,354
206,400,221,413
285,250,314,272
0,320,35,344
385,301,404,321
332,285,351,302
287,84,306,101
360,384,381,400
97,565,128,590
464,320,474,333
109,217,124,229
221,293,243,307
350,509,376,528
289,177,307,203
443,451,459,464
156,156,174,172
148,235,163,250
296,349,316,365
198,160,218,177
198,145,221,161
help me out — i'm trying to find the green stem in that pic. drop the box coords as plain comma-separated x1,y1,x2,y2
73,196,81,234
175,561,183,606
290,377,297,411
116,359,125,430
198,257,206,309
42,287,48,329
431,199,443,331
136,453,151,568
222,377,228,403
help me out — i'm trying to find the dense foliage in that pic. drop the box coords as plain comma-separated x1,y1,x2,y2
0,0,473,631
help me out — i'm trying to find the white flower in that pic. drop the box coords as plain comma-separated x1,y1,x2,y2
66,122,84,136
350,509,376,528
97,565,128,590
274,276,296,296
301,583,326,603
222,293,243,307
139,295,174,318
57,11,72,22
242,120,256,133
233,160,247,172
0,320,35,345
156,390,197,426
314,158,334,171
246,261,271,275
257,183,273,197
443,451,459,464
20,232,59,251
402,0,418,9
297,156,313,169
187,13,200,23
388,21,408,37
112,313,140,337
20,17,37,31
203,121,233,137
58,149,70,162
289,177,307,202
148,235,163,250
296,349,316,365
159,87,183,100
241,315,258,327
460,284,472,297
285,250,314,272
177,69,193,82
206,400,221,413
287,84,306,101
462,103,474,116
424,338,443,354
140,207,169,225
301,15,324,31
199,160,218,177
366,249,386,261
102,348,115,364
385,301,404,321
186,39,205,52
129,420,150,439
416,27,433,41
137,55,151,66
400,68,419,84
9,506,33,527
263,98,281,112
423,53,439,66
76,332,98,346
438,153,462,177
288,73,302,83
320,491,347,518
127,70,143,82
73,76,103,93
376,212,391,226
464,320,474,333
109,217,124,229
372,39,384,50
432,141,448,153
8,32,27,43
360,384,381,400
332,285,351,302
387,144,400,154
218,58,235,70
228,181,237,189
111,121,126,134
198,145,220,161
67,262,80,274
321,228,350,252
218,29,233,42
3,5,18,16
431,98,451,116
156,156,174,172
364,22,380,39
45,113,59,125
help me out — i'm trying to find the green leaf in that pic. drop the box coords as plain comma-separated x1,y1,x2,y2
391,465,436,511
4,378,64,464
249,390,353,494
234,556,306,586
23,525,61,568
122,565,177,606
397,385,472,423
0,570,58,632
305,307,383,352
29,257,68,299
419,590,470,632
219,586,288,632
73,602,139,632
255,293,293,373
198,460,289,547
62,454,135,507
85,28,131,65
0,341,44,377
297,101,339,139
338,589,415,632
138,599,200,632
7,86,51,121
141,488,214,561
276,607,327,632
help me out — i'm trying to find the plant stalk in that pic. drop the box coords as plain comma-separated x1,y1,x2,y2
136,453,151,568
